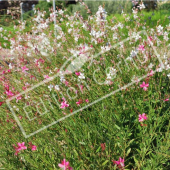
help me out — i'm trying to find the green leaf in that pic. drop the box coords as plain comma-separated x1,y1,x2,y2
96,146,101,153
79,141,86,145
133,156,140,167
115,124,120,130
128,139,135,145
101,123,108,129
102,160,109,166
126,148,131,156
73,149,78,156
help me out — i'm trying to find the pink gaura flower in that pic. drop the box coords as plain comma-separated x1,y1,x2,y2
140,81,149,91
138,113,148,122
4,84,9,90
60,98,69,109
0,101,4,106
164,98,169,101
76,99,83,106
44,75,50,79
13,142,27,155
13,146,20,156
58,159,73,170
75,72,81,76
16,96,22,103
113,157,125,168
5,90,14,96
148,69,154,77
65,81,69,86
28,142,37,151
21,66,29,73
85,99,89,103
31,145,37,151
17,142,27,151
19,115,22,119
101,143,106,151
138,45,145,51
148,36,153,41
80,85,83,91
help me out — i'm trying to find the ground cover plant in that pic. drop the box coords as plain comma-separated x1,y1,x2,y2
0,0,170,169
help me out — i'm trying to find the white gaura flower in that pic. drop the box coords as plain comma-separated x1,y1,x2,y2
25,95,30,99
78,73,85,79
148,63,153,69
66,22,69,27
89,29,96,37
130,50,138,58
60,75,65,82
9,63,13,69
48,84,53,91
55,25,62,31
106,73,112,80
55,85,60,91
156,67,163,72
166,64,170,70
167,73,170,78
57,43,61,47
139,3,145,10
74,36,78,42
40,50,49,57
82,23,86,29
58,9,64,15
117,22,123,29
164,31,169,41
0,27,3,32
157,25,163,33
105,46,111,51
68,28,72,34
56,35,61,40
113,33,118,40
167,23,170,31
49,70,53,75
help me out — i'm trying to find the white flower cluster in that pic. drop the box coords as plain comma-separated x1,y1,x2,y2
48,84,60,91
0,27,3,32
167,23,170,31
95,5,107,24
106,67,117,80
157,25,163,34
89,29,104,38
111,23,124,31
162,53,170,70
163,31,169,41
55,24,62,31
101,45,111,53
78,73,85,80
132,32,141,41
138,3,145,10
33,11,45,23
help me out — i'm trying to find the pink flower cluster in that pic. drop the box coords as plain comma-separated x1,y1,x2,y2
140,81,149,91
112,157,125,169
76,98,89,106
58,159,73,170
60,98,69,109
138,113,148,122
13,142,37,155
